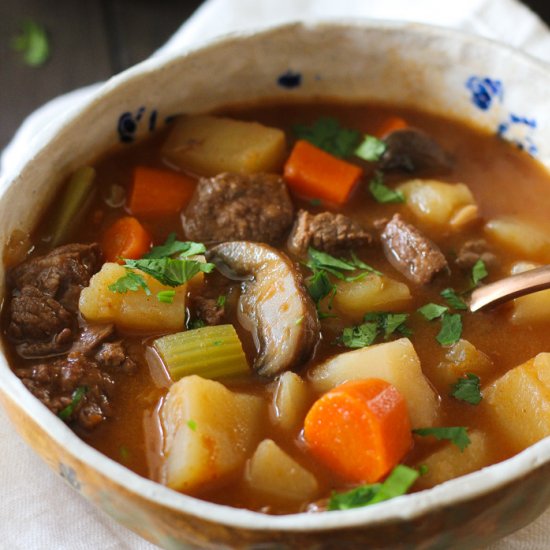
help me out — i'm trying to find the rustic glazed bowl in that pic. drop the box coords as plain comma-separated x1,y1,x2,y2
1,21,550,550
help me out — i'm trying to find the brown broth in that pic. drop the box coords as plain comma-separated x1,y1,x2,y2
5,100,550,514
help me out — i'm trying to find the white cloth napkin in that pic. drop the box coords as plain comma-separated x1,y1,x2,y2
2,1,550,548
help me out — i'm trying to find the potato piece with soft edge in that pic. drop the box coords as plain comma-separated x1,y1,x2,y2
162,115,286,176
244,439,319,501
484,353,550,452
79,262,188,331
308,338,439,428
509,261,550,324
161,375,264,493
332,274,411,323
271,371,311,433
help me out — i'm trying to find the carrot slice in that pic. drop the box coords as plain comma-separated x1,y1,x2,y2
283,140,362,205
304,378,412,483
374,116,408,138
128,166,196,217
102,216,152,262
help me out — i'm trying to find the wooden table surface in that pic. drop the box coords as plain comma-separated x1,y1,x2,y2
1,0,550,152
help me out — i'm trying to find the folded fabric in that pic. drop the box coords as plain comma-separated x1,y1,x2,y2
1,1,550,549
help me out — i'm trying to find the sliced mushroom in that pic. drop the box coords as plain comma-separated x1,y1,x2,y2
207,242,320,377
380,128,453,173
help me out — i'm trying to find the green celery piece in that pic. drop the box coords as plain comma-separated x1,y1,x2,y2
49,167,96,248
154,324,250,381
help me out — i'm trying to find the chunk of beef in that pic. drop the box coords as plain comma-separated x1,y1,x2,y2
455,239,498,270
192,295,225,326
182,173,294,244
95,342,137,374
287,209,372,257
7,243,102,358
380,128,453,173
380,214,448,285
11,243,102,312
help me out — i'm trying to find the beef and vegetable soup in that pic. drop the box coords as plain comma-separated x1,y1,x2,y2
4,101,550,515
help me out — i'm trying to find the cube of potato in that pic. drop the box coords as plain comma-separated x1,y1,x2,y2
309,338,439,428
332,274,411,323
398,179,478,230
509,262,550,324
161,375,264,493
162,115,287,176
432,339,493,391
485,218,550,262
271,372,311,433
415,430,492,489
484,353,550,451
244,439,319,501
79,262,189,331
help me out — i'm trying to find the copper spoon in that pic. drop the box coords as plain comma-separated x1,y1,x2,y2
469,265,550,312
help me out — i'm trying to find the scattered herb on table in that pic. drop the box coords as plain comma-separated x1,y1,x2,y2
450,373,482,405
12,20,50,67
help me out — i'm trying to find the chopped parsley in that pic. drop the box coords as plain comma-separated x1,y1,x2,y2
417,303,448,321
144,233,206,259
450,373,482,405
58,386,88,421
471,259,488,286
341,312,411,349
12,20,50,67
328,465,419,511
189,319,206,330
418,464,429,476
440,288,468,310
157,290,176,304
309,198,323,206
369,172,405,204
108,269,151,296
187,419,197,431
355,135,387,162
413,426,471,452
436,313,463,346
123,257,215,287
216,294,226,308
293,117,361,158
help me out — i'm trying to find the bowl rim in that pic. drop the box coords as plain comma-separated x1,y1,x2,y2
2,18,550,533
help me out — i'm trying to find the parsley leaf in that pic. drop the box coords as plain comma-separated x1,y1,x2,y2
108,269,151,296
369,172,405,204
417,303,448,321
355,135,387,162
187,419,197,431
440,288,468,310
124,257,215,287
12,20,50,67
450,373,482,405
436,313,462,346
144,233,206,259
189,319,206,330
307,248,381,279
307,269,336,304
157,290,176,304
58,386,88,421
341,322,378,348
364,312,412,339
471,259,488,286
293,117,361,158
413,427,471,452
216,295,226,308
328,465,419,511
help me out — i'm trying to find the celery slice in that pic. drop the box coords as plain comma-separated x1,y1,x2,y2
49,166,96,248
154,324,250,381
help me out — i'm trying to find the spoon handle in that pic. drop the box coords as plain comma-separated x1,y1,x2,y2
470,265,550,312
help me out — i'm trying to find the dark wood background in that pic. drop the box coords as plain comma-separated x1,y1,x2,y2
1,0,550,152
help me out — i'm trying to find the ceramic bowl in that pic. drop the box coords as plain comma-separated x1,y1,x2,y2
2,21,550,550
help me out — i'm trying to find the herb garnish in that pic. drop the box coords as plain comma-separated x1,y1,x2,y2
341,312,411,349
413,426,471,452
293,117,361,158
355,135,387,162
369,172,405,204
58,386,88,421
328,465,419,511
216,295,226,308
157,290,176,304
144,233,206,259
109,269,151,296
12,20,50,67
417,303,448,321
471,259,488,286
450,373,482,405
436,313,463,346
440,288,468,310
187,419,197,431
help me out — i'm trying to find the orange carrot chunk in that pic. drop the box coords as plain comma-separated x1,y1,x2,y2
374,116,408,139
128,166,196,217
283,140,362,205
304,378,412,484
102,216,152,262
